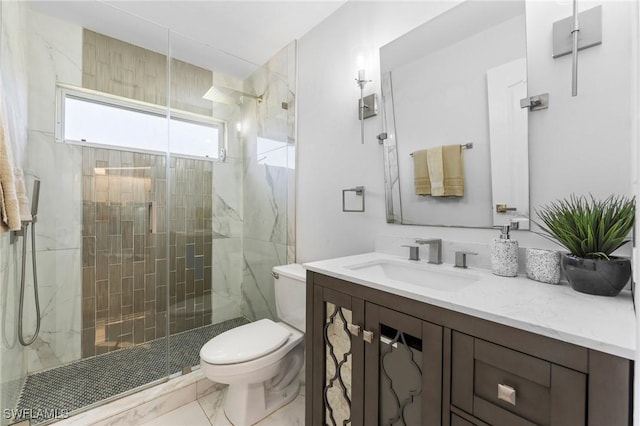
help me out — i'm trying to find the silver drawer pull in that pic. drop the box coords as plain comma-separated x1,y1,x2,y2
498,383,516,406
347,323,361,336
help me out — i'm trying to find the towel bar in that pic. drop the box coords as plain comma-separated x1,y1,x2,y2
410,143,473,156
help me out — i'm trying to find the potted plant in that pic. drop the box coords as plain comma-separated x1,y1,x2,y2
535,194,635,297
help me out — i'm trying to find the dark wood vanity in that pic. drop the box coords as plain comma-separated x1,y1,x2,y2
305,270,633,426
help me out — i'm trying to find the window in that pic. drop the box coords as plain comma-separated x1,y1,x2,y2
56,85,224,160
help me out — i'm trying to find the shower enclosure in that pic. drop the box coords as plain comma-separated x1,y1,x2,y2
0,2,296,425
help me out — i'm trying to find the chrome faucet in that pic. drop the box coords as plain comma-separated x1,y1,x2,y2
455,251,478,269
415,238,442,264
402,245,420,261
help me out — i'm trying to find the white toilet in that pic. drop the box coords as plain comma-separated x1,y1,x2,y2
200,264,306,426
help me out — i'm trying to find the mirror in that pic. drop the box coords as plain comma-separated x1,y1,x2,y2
380,0,529,229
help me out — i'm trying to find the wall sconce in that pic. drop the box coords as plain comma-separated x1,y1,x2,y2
353,47,377,144
552,2,602,97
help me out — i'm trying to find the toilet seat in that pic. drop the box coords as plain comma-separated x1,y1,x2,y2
200,322,303,381
200,319,290,365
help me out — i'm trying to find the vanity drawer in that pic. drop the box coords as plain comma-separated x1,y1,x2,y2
451,413,477,426
452,332,586,426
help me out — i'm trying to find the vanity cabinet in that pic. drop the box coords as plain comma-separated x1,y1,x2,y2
307,273,443,425
305,271,633,426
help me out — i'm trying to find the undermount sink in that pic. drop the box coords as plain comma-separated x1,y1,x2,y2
345,259,479,292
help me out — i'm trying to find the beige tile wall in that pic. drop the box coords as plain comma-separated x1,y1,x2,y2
82,30,213,116
80,30,217,357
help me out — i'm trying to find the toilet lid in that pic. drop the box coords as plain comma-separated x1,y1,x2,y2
200,319,291,365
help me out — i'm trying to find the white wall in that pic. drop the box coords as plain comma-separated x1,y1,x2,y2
298,1,459,262
527,1,633,209
297,1,637,263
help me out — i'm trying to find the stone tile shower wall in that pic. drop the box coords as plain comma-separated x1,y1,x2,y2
81,149,213,357
82,30,213,116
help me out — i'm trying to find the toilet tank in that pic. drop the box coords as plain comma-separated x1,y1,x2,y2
273,264,306,332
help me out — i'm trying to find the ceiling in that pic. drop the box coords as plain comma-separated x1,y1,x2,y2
27,0,346,78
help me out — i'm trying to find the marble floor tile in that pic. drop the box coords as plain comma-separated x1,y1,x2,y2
140,401,211,426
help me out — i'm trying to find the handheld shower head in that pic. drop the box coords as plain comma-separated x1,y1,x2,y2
31,180,40,218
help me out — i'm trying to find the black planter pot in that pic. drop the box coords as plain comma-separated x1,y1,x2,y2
561,254,632,297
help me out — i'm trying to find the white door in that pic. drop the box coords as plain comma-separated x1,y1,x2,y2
487,58,529,228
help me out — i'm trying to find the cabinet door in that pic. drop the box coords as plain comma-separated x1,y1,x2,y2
364,303,443,425
308,285,365,426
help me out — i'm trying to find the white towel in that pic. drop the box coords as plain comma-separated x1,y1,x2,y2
427,146,444,196
0,110,21,232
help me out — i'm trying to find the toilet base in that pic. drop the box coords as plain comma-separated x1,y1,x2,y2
224,378,300,425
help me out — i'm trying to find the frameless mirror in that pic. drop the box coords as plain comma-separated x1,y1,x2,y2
380,0,529,229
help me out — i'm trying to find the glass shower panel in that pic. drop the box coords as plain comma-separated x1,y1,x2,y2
240,41,296,323
77,26,172,377
166,32,253,372
0,1,29,423
0,3,173,423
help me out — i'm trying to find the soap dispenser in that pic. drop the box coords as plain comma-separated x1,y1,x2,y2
491,222,519,277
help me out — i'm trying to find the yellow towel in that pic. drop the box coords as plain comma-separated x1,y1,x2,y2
442,144,464,196
427,146,444,196
412,149,431,195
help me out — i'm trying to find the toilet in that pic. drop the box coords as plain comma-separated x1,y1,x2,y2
200,263,306,426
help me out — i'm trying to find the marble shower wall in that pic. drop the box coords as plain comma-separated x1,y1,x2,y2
208,79,244,325
23,9,84,374
241,41,297,322
0,1,29,419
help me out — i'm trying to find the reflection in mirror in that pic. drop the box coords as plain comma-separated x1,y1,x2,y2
380,0,529,229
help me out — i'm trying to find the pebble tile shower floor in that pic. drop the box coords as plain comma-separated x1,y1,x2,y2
14,317,248,424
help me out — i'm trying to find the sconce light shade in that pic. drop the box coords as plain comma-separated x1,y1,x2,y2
352,46,372,86
352,46,376,144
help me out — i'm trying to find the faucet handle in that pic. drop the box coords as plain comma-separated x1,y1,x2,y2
402,245,420,261
455,251,478,269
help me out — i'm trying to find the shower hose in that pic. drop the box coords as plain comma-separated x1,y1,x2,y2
18,221,40,346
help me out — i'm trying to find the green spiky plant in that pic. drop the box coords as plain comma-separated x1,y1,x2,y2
535,194,635,260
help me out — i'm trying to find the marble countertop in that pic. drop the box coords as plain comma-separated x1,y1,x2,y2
303,252,636,360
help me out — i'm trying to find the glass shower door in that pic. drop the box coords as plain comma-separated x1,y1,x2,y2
165,32,251,375
0,7,175,424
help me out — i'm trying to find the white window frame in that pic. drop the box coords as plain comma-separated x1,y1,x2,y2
55,83,227,161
